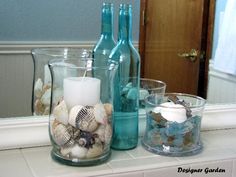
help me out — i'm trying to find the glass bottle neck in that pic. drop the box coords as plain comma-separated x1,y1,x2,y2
118,4,132,42
101,3,114,37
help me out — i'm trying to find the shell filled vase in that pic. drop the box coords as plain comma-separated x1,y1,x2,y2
31,48,91,116
48,56,117,166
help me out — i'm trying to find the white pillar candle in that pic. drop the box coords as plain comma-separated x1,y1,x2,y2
154,102,187,123
64,77,101,109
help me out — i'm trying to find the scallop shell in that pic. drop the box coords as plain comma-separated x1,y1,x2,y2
103,103,113,117
34,78,43,98
70,144,88,159
86,139,103,158
94,103,108,125
69,105,98,132
52,124,72,146
53,100,69,125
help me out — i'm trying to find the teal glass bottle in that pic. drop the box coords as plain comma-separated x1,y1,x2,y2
93,2,116,102
109,4,140,150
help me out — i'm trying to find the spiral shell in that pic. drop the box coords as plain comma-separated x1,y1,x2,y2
52,124,72,146
69,105,98,132
77,131,96,149
53,100,69,125
94,103,108,125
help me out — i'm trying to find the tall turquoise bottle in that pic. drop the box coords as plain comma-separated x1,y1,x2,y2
109,4,140,150
93,2,116,102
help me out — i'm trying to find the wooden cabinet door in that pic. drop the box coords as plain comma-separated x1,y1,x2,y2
142,0,206,94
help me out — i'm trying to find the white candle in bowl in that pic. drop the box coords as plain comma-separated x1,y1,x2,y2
64,77,101,109
158,102,187,123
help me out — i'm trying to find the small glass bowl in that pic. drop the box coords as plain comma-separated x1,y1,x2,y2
141,93,206,156
139,78,166,108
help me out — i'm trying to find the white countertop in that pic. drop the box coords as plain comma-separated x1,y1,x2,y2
1,128,236,177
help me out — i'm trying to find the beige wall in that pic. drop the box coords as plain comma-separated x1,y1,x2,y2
0,53,33,117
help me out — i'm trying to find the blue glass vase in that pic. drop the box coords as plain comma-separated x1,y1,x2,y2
93,2,116,102
109,4,140,150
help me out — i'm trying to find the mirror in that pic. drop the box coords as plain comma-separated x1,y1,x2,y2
206,0,236,104
0,0,235,118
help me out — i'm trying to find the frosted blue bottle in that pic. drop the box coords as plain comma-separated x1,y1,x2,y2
93,3,116,102
109,4,140,150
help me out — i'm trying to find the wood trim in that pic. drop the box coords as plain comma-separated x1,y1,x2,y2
139,0,147,77
204,0,216,98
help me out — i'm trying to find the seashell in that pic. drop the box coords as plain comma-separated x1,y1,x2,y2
68,105,83,127
52,124,72,146
94,103,108,125
69,105,98,132
103,103,113,117
94,125,106,143
53,100,69,125
42,84,51,93
72,129,81,139
139,89,149,100
43,106,50,115
41,88,51,106
127,88,138,100
86,139,103,158
78,138,87,147
63,138,76,148
52,119,60,131
34,78,43,98
70,144,88,159
34,99,45,115
60,146,73,158
104,123,112,144
77,131,96,149
53,88,63,106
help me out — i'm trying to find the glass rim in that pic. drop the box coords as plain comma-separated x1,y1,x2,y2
103,2,113,7
31,47,91,57
140,78,166,90
48,57,118,70
145,92,206,109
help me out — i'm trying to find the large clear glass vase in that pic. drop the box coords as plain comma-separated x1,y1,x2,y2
48,56,117,166
31,48,91,116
